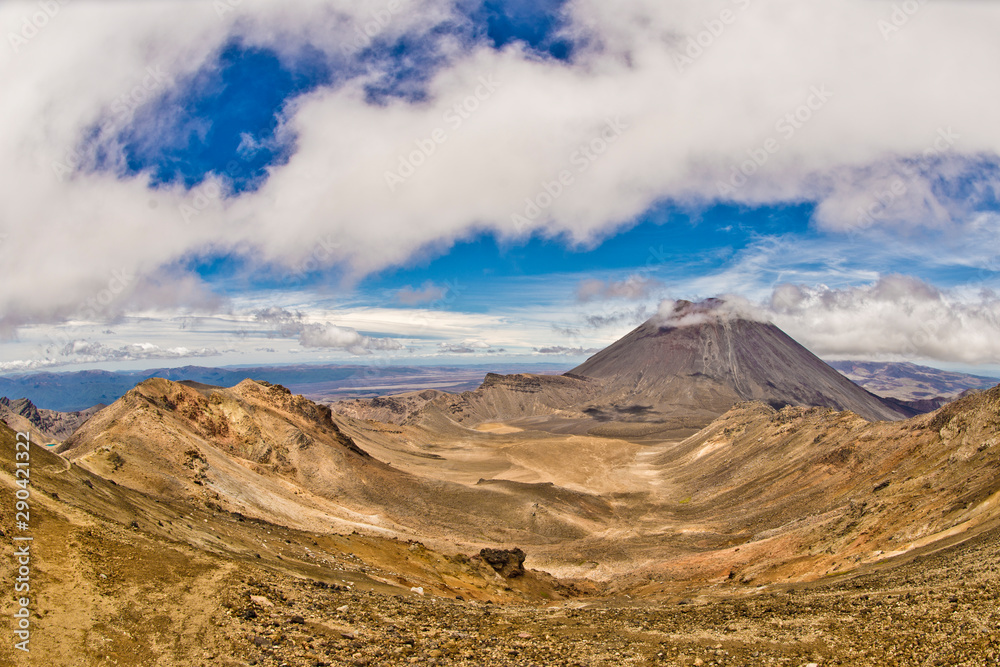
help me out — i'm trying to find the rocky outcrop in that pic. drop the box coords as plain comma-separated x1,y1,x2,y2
332,389,448,425
479,547,526,578
0,396,102,443
479,373,543,393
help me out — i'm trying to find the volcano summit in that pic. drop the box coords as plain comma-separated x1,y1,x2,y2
567,298,909,422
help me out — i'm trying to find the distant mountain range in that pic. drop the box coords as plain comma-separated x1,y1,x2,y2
1,323,997,421
827,361,1000,409
0,363,568,412
0,396,102,444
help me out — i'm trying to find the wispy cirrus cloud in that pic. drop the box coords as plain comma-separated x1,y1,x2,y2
534,345,599,356
576,275,663,303
583,306,650,329
394,282,448,306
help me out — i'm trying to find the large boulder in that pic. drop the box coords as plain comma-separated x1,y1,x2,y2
479,548,526,578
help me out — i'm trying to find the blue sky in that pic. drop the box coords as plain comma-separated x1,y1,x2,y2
2,0,1000,375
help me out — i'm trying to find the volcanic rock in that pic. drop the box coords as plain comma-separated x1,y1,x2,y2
567,299,909,422
0,396,102,444
479,548,527,578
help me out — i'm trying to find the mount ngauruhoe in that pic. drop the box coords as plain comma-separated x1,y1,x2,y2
568,299,908,421
336,299,909,434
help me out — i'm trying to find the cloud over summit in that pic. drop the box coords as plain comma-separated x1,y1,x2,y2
642,279,1000,365
653,296,764,329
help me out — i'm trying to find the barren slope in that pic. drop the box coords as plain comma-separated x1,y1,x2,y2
0,396,101,444
0,422,577,666
829,359,1000,401
58,378,622,552
55,371,1000,590
6,404,1000,665
333,378,1000,585
611,383,1000,589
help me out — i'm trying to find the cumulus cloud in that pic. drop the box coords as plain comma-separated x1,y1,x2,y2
297,323,403,354
438,339,499,354
645,280,1000,364
767,276,1000,364
252,307,306,337
249,307,403,354
576,275,663,303
0,339,222,371
3,0,1000,333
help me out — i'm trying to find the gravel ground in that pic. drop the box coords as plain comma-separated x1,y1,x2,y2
213,523,1000,667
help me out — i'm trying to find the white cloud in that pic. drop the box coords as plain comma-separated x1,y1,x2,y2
394,283,448,306
655,295,765,328
61,340,220,362
0,358,58,373
0,339,221,372
768,275,1000,364
576,275,663,302
298,322,403,354
246,307,404,354
534,346,599,356
3,0,1000,334
437,339,498,354
252,307,306,337
643,275,1000,365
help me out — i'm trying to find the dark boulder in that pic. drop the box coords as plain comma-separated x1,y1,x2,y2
479,547,526,578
